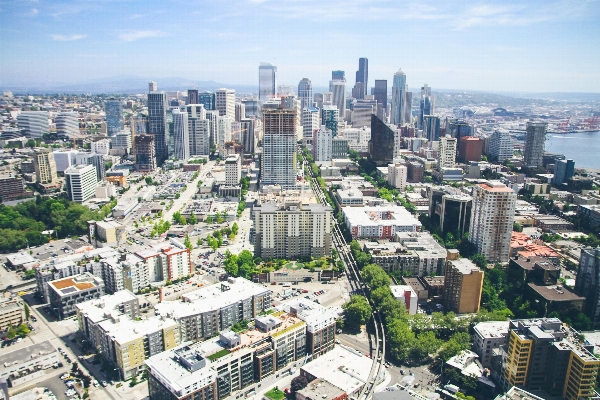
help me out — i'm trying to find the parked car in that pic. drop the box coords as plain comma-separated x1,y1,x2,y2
101,381,108,387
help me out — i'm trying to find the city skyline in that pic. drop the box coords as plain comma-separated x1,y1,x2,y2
1,0,600,93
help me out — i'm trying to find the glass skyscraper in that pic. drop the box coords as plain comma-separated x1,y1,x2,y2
391,68,407,125
105,99,123,136
259,63,277,106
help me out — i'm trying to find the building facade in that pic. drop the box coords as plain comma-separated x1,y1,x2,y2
443,258,484,314
313,126,332,162
33,148,58,184
147,90,168,165
575,247,600,328
259,63,277,106
17,111,49,138
171,109,190,161
64,164,97,203
261,104,298,189
523,122,547,168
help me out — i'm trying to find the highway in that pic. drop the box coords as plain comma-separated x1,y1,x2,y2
302,151,386,400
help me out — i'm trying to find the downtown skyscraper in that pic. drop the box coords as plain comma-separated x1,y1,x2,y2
418,84,434,130
329,70,346,121
352,57,368,100
524,121,547,168
147,82,168,165
105,99,123,136
298,78,313,110
391,68,407,125
259,63,277,106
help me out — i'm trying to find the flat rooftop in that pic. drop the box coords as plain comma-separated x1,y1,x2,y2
448,258,480,274
49,273,102,296
343,204,421,228
1,340,56,367
473,321,509,339
75,290,138,324
527,282,585,302
98,315,178,345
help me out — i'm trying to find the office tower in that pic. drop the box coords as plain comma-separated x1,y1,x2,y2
352,57,368,100
313,93,324,109
423,115,440,142
215,88,235,117
331,70,345,81
298,78,313,110
261,101,298,189
352,100,378,127
87,153,106,182
242,99,260,117
418,84,434,130
187,89,198,105
321,105,339,138
575,247,600,328
302,107,320,141
387,163,407,190
469,181,517,263
171,109,190,161
113,130,133,154
369,114,395,166
225,154,242,185
524,121,547,167
134,135,156,172
554,159,575,186
217,116,232,152
259,62,277,106
502,318,600,398
313,126,332,162
277,85,294,97
105,99,124,136
147,89,168,165
489,130,513,162
17,111,49,138
91,139,110,156
404,91,413,124
148,81,157,92
329,78,346,121
181,104,210,157
443,258,483,314
55,112,79,138
372,80,388,111
64,164,97,203
439,136,457,168
446,119,473,139
391,68,407,125
458,136,483,163
240,118,255,155
198,91,215,110
235,102,245,122
33,148,58,184
253,200,332,259
205,110,219,148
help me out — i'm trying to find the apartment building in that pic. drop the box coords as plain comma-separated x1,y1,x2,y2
64,164,97,203
48,273,105,319
215,88,235,118
472,321,509,367
443,258,484,314
0,298,25,330
253,201,332,259
33,148,58,184
342,204,421,239
284,298,338,358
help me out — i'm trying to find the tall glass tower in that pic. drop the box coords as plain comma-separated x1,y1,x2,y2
105,99,123,136
391,69,407,125
298,78,313,110
147,87,168,165
352,58,368,100
259,63,277,106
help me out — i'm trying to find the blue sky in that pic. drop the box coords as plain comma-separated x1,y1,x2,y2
1,0,599,92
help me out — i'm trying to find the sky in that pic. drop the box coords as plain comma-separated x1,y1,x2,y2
1,0,600,93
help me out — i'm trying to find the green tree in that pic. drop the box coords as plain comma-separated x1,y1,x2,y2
411,331,443,360
470,253,487,269
231,222,239,235
23,269,36,279
6,326,16,340
24,303,30,320
513,222,523,232
343,295,372,328
184,234,193,251
17,323,30,337
387,318,415,362
206,215,213,224
361,264,391,289
188,212,197,225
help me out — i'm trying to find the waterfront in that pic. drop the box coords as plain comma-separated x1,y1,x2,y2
545,130,600,170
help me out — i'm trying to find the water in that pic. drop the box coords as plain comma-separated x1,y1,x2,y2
545,130,600,170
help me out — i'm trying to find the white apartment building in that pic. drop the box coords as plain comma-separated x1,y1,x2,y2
52,149,78,173
112,130,133,153
55,112,79,138
17,111,49,138
489,130,513,162
91,138,111,155
33,148,58,184
313,125,332,162
472,321,509,367
172,109,190,161
469,181,517,263
225,154,241,185
261,106,298,189
341,127,370,153
215,88,235,118
439,135,457,169
182,105,210,157
65,164,97,203
302,107,320,140
217,115,233,154
343,204,422,239
391,285,418,314
388,163,407,190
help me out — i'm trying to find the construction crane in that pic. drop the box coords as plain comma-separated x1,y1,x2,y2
559,116,571,132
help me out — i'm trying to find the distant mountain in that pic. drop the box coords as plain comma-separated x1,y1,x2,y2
1,75,257,95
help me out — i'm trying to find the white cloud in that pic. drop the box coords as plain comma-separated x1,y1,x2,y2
51,34,87,41
118,30,168,42
28,8,39,16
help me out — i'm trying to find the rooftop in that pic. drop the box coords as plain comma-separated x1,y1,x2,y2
75,290,138,324
447,258,480,275
297,380,346,400
473,321,510,339
479,180,514,193
343,204,421,228
49,272,103,296
495,387,546,400
1,340,56,368
527,282,585,302
98,314,178,345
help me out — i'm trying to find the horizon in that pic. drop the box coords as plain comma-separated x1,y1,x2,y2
1,1,600,93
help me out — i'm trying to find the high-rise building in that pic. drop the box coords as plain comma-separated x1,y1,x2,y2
171,109,190,161
17,111,49,138
216,115,232,153
148,81,157,92
55,112,79,138
502,318,600,398
259,63,277,106
33,148,58,184
225,154,241,186
423,115,440,142
443,258,484,314
87,153,106,182
187,89,198,105
215,88,235,118
439,136,457,169
404,91,413,124
575,247,600,328
147,89,168,165
458,136,483,163
240,118,256,155
372,79,388,112
469,181,516,263
524,122,547,167
489,130,513,162
181,105,209,156
331,70,345,81
321,105,339,138
253,201,332,259
446,119,473,139
329,80,346,121
112,130,133,154
64,164,97,203
554,159,575,186
298,78,313,110
241,99,259,118
302,107,320,141
352,57,368,100
369,114,396,166
331,137,348,159
418,84,434,130
134,135,156,172
313,125,332,162
387,163,407,190
198,91,215,110
105,99,124,135
234,102,245,122
391,69,407,125
261,101,298,189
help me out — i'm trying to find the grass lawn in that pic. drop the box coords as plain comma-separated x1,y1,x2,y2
284,262,303,270
264,388,285,400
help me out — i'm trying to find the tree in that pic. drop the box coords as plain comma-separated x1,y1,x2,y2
206,215,213,224
290,376,309,393
513,222,523,232
6,326,16,340
184,234,192,251
343,295,372,328
188,212,197,225
231,222,239,235
387,319,415,362
17,323,29,337
239,263,254,280
361,264,391,289
239,250,253,266
470,254,487,269
24,303,30,321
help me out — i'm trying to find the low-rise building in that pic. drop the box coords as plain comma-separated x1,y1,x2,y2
577,204,600,228
0,341,58,387
48,273,105,319
390,285,418,314
343,204,421,239
473,321,509,367
0,299,25,330
533,215,575,232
